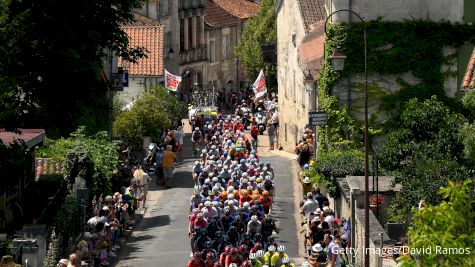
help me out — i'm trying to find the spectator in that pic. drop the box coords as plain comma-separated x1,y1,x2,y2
267,122,276,151
162,145,176,188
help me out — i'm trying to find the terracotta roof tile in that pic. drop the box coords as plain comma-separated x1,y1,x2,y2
205,0,242,27
299,21,325,76
121,16,164,76
298,0,326,33
35,158,64,179
211,0,259,20
462,47,475,90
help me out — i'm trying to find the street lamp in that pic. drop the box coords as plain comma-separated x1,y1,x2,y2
304,70,318,159
329,46,347,71
168,47,175,59
325,9,369,267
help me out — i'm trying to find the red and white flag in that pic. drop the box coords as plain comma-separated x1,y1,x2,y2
252,69,267,98
165,69,182,91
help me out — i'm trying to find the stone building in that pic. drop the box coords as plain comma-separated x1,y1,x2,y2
277,0,475,152
133,0,260,97
204,0,259,106
276,0,326,152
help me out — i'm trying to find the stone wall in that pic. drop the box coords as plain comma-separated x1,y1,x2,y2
276,0,312,152
329,0,464,22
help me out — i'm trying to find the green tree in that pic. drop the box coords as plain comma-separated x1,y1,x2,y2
0,0,145,137
234,0,277,88
380,96,469,221
399,180,475,266
113,87,187,149
37,127,120,196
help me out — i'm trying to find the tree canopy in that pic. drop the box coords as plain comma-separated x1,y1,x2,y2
399,180,475,267
113,87,187,149
0,0,145,137
234,0,277,88
380,96,471,221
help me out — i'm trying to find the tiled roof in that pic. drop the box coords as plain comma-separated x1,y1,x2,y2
298,0,326,33
462,47,475,90
205,0,242,28
121,14,164,76
211,0,260,20
299,21,325,76
35,158,64,180
0,128,45,148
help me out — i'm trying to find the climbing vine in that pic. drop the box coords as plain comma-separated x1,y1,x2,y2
310,19,475,200
319,19,475,134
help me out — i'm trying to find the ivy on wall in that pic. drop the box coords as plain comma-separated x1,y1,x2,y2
318,19,475,146
309,19,475,199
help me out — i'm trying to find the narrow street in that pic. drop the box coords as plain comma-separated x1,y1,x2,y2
114,125,301,266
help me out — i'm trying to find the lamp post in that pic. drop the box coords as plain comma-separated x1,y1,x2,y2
304,71,318,159
324,9,369,267
168,47,175,59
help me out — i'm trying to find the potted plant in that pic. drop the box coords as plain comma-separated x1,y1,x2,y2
369,193,384,207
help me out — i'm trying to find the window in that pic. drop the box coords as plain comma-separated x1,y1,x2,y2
180,19,185,51
209,39,216,62
160,0,169,16
187,17,193,49
164,32,171,58
222,34,230,59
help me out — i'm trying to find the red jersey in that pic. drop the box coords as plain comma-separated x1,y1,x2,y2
259,196,273,207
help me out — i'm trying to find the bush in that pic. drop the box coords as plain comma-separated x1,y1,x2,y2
307,149,364,198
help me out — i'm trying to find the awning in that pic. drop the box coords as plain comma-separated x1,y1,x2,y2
0,129,45,149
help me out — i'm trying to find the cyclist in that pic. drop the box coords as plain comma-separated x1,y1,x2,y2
250,123,259,149
192,127,203,154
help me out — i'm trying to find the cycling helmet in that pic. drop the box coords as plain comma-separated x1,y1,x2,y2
282,257,290,263
301,263,311,267
202,149,207,153
256,250,265,258
277,245,286,253
229,264,238,267
267,245,276,252
251,215,258,222
195,127,200,130
249,253,257,260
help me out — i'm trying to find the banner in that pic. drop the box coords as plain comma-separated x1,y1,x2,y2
165,69,182,91
252,69,267,98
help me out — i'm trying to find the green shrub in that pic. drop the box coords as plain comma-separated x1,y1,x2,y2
307,149,365,198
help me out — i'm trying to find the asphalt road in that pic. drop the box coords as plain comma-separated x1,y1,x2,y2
114,132,299,266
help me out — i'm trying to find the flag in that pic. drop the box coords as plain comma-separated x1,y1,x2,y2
165,69,182,91
252,69,267,98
